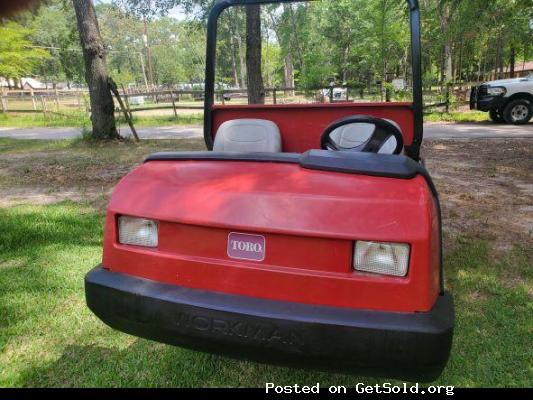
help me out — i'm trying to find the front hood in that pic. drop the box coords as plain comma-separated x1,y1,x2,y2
484,77,530,86
109,159,432,241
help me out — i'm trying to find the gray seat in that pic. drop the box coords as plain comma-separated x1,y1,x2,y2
329,119,402,154
213,119,282,152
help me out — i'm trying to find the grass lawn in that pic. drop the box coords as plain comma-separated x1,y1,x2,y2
0,112,203,129
0,110,489,129
424,110,489,123
0,138,531,387
0,112,91,128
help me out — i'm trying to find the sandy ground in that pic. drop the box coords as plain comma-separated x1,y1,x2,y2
1,137,531,250
1,122,532,140
422,139,532,250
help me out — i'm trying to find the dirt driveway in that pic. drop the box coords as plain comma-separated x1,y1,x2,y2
0,136,531,251
423,139,532,250
1,121,532,140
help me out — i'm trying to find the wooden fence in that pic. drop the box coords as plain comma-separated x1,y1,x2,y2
0,88,87,114
0,84,472,116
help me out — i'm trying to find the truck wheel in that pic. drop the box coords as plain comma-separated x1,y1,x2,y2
489,109,505,123
503,99,533,125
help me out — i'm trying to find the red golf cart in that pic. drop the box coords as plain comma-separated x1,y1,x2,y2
86,0,454,382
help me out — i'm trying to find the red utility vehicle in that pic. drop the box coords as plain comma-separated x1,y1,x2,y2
86,0,454,382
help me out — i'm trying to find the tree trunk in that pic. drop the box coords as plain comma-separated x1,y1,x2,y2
229,27,240,87
284,53,295,95
509,45,516,78
143,19,155,88
230,37,240,88
73,0,119,140
235,36,246,89
495,33,503,79
342,46,350,83
138,51,149,91
246,4,265,104
440,2,453,84
444,42,453,83
456,37,464,86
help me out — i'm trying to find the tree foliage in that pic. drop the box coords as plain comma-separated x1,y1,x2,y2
28,1,85,85
2,0,532,92
0,21,50,83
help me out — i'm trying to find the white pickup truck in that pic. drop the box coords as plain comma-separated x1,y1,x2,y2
470,74,533,124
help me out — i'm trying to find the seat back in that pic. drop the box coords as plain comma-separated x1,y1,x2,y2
213,119,282,152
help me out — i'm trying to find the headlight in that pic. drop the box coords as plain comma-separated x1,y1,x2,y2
118,216,158,248
487,86,506,96
353,241,410,277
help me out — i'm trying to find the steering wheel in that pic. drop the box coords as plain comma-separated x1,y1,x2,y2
320,115,404,155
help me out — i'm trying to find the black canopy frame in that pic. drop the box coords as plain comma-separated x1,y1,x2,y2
203,0,424,160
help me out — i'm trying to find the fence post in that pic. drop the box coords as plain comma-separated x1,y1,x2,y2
329,86,334,103
170,91,178,118
41,96,48,114
1,95,7,113
54,88,60,111
120,84,132,119
0,89,6,113
30,88,37,110
221,91,225,106
273,88,277,105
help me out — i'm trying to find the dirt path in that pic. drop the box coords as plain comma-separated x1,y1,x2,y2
423,139,532,250
424,121,533,139
1,137,531,250
0,125,203,140
1,122,532,140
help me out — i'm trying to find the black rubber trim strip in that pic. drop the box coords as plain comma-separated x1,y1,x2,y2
146,150,420,180
86,265,453,382
145,151,301,164
300,150,418,180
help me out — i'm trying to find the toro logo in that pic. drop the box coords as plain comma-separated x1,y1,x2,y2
227,232,266,262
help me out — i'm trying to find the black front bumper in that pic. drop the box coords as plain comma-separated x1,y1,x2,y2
470,86,507,111
85,266,454,382
476,96,506,112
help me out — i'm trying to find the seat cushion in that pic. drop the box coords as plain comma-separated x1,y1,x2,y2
214,119,282,152
329,119,402,154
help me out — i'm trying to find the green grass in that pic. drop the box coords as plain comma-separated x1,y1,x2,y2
425,110,489,123
0,137,76,154
0,201,531,387
0,112,90,128
0,112,203,129
1,110,490,129
123,113,203,128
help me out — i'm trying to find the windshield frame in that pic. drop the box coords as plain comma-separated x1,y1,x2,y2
203,0,424,160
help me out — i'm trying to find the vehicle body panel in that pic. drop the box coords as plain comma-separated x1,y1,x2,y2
102,159,440,313
211,103,415,154
85,0,453,381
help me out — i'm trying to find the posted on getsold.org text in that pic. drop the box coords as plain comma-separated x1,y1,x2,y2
265,382,455,396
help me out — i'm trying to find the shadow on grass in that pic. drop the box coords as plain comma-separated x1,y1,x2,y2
0,202,103,253
18,340,383,388
1,201,531,387
0,202,103,346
